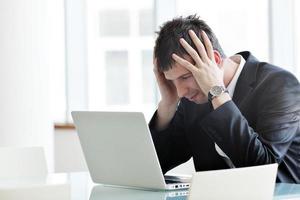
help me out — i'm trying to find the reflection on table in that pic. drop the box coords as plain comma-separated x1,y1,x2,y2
87,182,300,200
89,185,187,200
1,172,299,200
274,183,300,200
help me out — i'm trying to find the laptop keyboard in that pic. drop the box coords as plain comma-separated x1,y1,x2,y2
164,176,191,184
165,179,183,184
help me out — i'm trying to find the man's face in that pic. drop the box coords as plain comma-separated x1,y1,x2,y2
163,57,207,104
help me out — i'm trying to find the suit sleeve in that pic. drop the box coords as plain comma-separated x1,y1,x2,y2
149,101,192,174
200,70,300,168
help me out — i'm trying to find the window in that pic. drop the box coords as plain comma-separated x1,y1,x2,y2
176,0,269,61
86,0,156,120
269,0,299,76
295,1,300,79
54,0,300,123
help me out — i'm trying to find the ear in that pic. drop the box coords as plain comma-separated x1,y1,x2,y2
213,50,222,65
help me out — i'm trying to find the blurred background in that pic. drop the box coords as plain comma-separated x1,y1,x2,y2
0,0,299,173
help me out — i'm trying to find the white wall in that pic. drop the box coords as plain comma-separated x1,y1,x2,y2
0,0,64,171
55,129,88,172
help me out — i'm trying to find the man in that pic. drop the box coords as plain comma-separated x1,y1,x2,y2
149,15,300,183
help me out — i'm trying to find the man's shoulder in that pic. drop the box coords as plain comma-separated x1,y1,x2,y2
237,51,298,83
256,61,298,84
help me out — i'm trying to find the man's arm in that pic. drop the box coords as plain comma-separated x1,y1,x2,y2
200,70,300,182
149,100,192,174
152,58,180,131
150,58,192,173
155,100,178,131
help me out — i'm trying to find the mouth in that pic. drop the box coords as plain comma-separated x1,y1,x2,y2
187,93,198,101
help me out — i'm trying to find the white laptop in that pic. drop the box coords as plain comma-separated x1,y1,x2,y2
188,163,278,200
71,111,191,190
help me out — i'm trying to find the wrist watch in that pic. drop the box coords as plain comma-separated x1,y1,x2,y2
208,85,228,102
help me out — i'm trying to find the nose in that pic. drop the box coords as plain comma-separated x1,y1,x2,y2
174,82,188,98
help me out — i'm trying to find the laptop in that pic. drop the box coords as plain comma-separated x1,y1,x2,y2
71,111,191,190
187,163,278,200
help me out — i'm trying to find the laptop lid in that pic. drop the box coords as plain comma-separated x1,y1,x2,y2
72,111,189,190
188,163,278,200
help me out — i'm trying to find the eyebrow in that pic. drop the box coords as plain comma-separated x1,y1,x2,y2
165,72,191,81
167,72,191,81
178,72,192,79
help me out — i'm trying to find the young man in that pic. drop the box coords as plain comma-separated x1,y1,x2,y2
149,15,300,183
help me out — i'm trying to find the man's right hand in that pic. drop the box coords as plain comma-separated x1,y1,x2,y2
153,58,180,131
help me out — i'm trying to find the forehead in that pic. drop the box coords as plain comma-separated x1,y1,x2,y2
164,63,190,80
163,55,193,80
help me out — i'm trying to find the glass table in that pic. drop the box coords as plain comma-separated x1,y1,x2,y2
1,172,299,200
69,172,300,200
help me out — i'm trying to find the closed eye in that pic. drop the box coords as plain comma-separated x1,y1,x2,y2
180,74,192,80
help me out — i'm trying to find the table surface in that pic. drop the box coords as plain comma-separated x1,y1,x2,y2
68,172,300,200
1,172,300,200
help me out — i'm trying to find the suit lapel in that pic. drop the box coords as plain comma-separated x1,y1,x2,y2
232,52,259,110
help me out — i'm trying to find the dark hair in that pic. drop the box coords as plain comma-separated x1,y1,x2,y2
154,15,226,71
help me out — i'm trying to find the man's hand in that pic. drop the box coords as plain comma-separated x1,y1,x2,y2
153,58,180,107
172,30,224,97
153,58,180,130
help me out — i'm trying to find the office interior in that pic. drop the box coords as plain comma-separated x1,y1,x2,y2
0,0,299,187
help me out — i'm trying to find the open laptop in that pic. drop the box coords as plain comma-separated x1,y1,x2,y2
187,163,278,200
71,111,191,191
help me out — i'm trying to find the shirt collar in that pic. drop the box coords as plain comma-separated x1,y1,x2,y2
226,55,246,98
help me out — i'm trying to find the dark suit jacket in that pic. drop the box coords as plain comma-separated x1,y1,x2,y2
149,51,300,183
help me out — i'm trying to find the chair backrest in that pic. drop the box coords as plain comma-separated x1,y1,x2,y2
0,146,48,179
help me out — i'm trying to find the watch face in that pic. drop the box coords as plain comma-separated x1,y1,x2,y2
210,86,223,96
